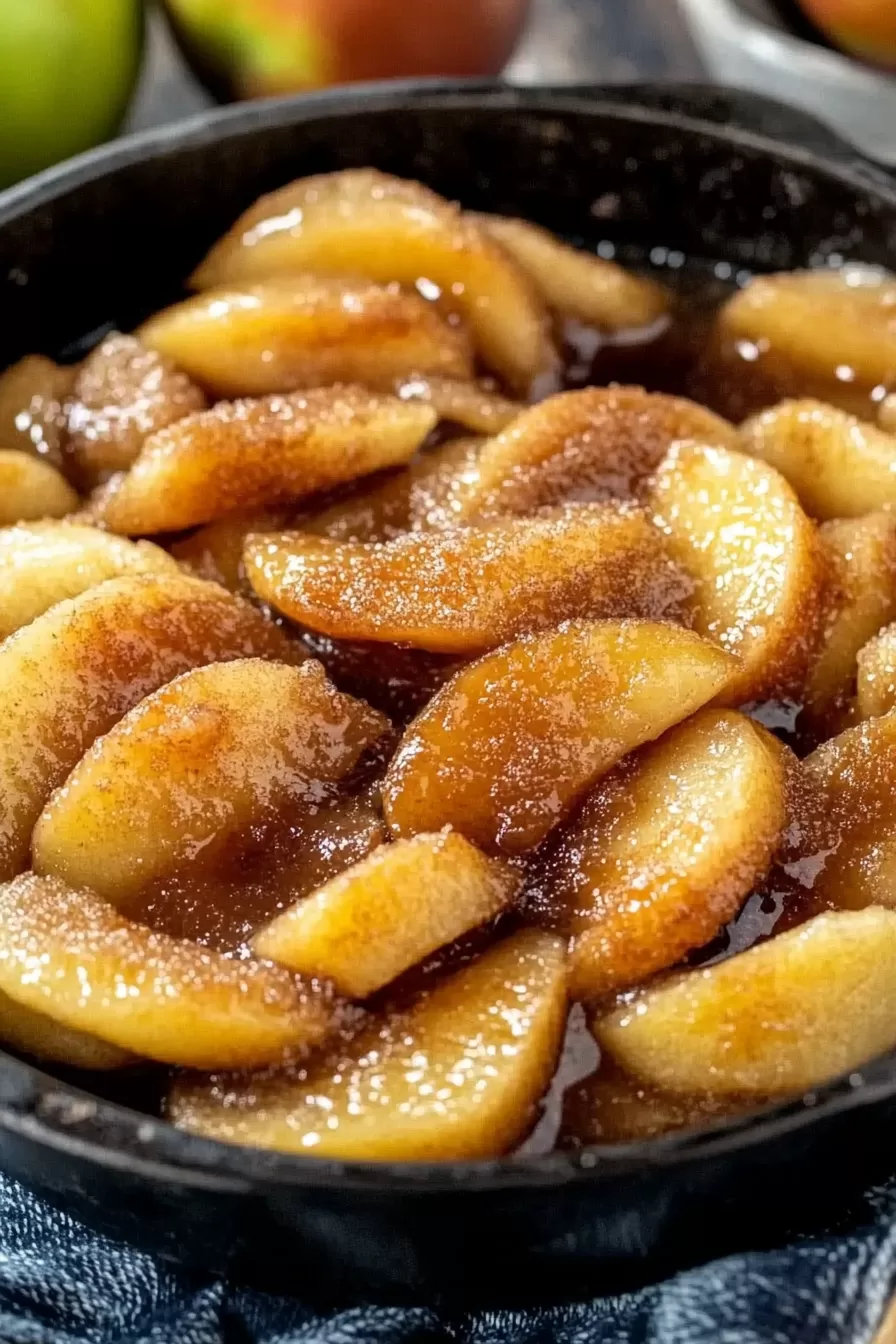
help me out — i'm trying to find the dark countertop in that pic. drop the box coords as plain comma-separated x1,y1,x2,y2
128,0,704,133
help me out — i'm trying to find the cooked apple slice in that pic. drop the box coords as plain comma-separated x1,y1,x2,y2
139,276,473,399
595,907,896,1096
801,513,896,735
0,355,73,467
66,333,206,487
0,993,135,1071
253,830,518,997
0,573,299,880
0,451,79,525
0,874,333,1069
0,522,179,640
740,399,896,520
91,386,437,535
393,375,521,434
538,709,787,999
474,213,669,330
383,620,736,855
302,436,483,542
857,622,896,720
648,442,824,705
171,509,292,594
190,169,552,391
559,1060,748,1146
460,386,737,520
719,267,896,413
246,504,689,655
33,659,387,909
169,928,567,1159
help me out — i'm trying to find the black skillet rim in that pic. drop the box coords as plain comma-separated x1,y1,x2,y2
2,77,896,1197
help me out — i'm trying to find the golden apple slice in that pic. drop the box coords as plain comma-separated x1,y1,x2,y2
0,573,299,880
190,169,552,391
559,1061,748,1146
719,267,896,412
393,375,521,434
474,213,669,330
383,620,736,855
302,436,482,542
0,874,333,1069
648,442,824,705
66,333,206,487
857,622,896,720
595,907,896,1096
91,386,437,535
246,504,689,655
253,830,519,997
0,522,179,640
740,399,896,520
32,659,388,909
0,355,73,467
460,386,737,520
0,994,135,1071
802,513,896,734
0,451,79,525
539,709,787,999
139,275,473,399
169,928,567,1160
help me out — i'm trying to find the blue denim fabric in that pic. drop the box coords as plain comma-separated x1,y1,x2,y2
1,1174,896,1344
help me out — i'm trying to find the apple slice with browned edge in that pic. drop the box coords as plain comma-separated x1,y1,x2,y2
0,874,334,1069
383,620,736,855
190,169,552,392
169,928,567,1160
595,907,896,1096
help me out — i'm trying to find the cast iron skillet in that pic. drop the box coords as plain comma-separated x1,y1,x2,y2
1,81,896,1309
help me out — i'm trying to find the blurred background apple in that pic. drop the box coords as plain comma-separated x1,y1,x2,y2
797,0,896,67
160,0,530,102
0,0,144,189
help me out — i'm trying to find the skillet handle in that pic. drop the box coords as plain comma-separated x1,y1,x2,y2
548,81,895,190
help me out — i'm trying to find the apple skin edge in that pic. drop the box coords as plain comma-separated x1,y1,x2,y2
160,0,531,103
0,0,144,190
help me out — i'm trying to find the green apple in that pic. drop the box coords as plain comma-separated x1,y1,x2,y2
0,0,144,190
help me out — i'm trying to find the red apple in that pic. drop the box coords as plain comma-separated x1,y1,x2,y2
799,0,896,69
162,0,530,102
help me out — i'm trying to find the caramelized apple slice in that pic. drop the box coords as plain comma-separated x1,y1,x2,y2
596,908,896,1096
0,355,73,467
460,387,737,519
784,713,896,913
170,929,567,1159
190,169,552,391
740,400,896,520
171,509,292,594
718,267,896,412
246,505,689,655
0,573,299,880
538,709,787,999
857,623,896,720
0,522,179,640
302,436,482,542
0,451,79,525
802,513,896,734
393,375,521,434
140,276,473,399
559,1061,748,1146
66,333,206,487
648,443,824,705
0,874,333,1068
383,621,736,854
474,213,669,330
0,994,135,1071
253,830,518,997
91,387,436,534
33,660,387,909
